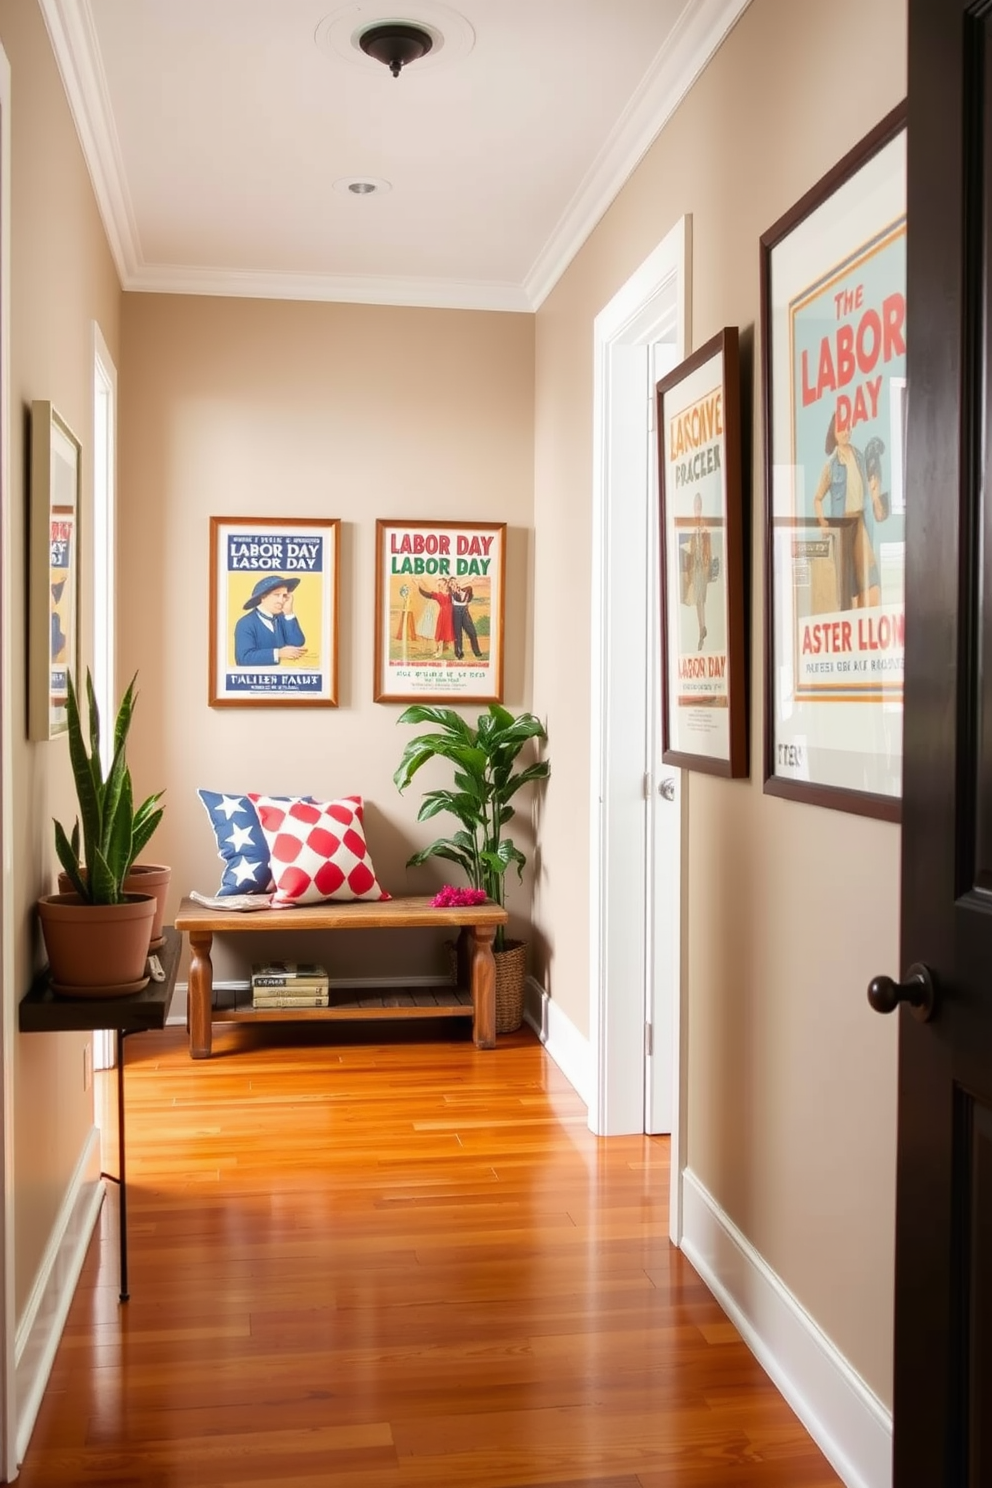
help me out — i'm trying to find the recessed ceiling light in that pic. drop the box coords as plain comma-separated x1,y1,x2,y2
332,176,392,196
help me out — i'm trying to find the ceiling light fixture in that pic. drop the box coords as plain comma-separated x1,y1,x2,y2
358,22,433,77
315,7,474,76
332,176,393,197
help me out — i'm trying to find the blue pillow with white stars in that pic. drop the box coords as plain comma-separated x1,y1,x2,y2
196,790,312,897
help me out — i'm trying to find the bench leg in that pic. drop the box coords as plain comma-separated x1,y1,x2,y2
188,931,214,1059
470,923,496,1049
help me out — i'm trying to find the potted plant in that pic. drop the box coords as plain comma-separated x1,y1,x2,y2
393,703,550,1032
39,669,166,996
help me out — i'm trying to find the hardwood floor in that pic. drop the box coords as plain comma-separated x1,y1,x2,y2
16,1022,842,1487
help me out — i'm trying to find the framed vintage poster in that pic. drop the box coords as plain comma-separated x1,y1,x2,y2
208,516,339,707
29,402,80,742
761,104,906,820
657,327,747,776
374,519,505,703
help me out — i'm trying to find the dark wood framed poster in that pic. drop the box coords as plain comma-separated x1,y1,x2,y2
208,516,340,707
374,519,505,704
656,327,747,776
761,104,906,820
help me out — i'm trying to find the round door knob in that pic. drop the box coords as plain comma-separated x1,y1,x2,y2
658,778,676,801
867,962,936,1022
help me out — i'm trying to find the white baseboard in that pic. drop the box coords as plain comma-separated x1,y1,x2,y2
523,976,592,1109
680,1168,892,1488
14,1127,104,1467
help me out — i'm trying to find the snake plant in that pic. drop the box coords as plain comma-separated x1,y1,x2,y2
53,669,164,905
393,704,550,946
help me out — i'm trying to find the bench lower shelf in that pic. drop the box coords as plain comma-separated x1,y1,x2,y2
215,986,474,1023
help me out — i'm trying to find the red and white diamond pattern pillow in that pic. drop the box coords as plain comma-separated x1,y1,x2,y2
248,794,390,907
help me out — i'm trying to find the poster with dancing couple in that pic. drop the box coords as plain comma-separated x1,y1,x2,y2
374,519,505,703
762,105,905,820
656,328,747,777
208,516,339,707
29,402,80,742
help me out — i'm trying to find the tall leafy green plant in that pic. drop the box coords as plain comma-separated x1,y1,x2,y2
54,669,165,905
393,704,550,947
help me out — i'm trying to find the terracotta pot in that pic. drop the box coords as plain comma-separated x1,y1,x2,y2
37,891,156,996
121,863,171,949
58,862,171,950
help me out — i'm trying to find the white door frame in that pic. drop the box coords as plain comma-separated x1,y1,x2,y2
589,217,691,1242
91,326,118,1076
644,341,682,1143
0,40,17,1482
91,323,117,768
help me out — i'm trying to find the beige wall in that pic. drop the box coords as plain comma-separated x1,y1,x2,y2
0,0,122,1316
118,294,535,979
533,0,905,1404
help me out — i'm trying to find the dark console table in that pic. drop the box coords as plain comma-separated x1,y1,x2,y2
19,927,181,1300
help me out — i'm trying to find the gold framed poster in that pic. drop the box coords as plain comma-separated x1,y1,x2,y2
374,519,506,703
208,516,339,707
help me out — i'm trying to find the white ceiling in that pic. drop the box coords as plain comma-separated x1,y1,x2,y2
41,0,749,311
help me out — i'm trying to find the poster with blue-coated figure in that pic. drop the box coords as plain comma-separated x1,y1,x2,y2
765,111,906,813
209,517,339,707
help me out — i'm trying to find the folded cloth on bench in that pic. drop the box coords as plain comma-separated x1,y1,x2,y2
188,890,275,912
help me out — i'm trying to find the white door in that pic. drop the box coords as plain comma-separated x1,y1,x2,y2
589,217,691,1241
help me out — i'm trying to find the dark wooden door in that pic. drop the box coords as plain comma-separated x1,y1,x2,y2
889,3,992,1481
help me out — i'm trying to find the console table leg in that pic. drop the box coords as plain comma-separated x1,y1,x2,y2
188,931,214,1059
116,1029,129,1302
470,923,496,1049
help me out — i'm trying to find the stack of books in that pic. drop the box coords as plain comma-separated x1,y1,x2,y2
250,961,329,1008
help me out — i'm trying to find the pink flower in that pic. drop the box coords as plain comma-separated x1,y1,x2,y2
431,884,488,907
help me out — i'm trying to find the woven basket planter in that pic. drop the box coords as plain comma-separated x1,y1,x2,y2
446,934,528,1034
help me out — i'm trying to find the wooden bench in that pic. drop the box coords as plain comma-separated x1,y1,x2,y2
174,894,508,1058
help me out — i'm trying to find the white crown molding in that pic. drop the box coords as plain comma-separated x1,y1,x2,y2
42,0,750,312
38,0,141,283
524,0,753,310
124,263,532,313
